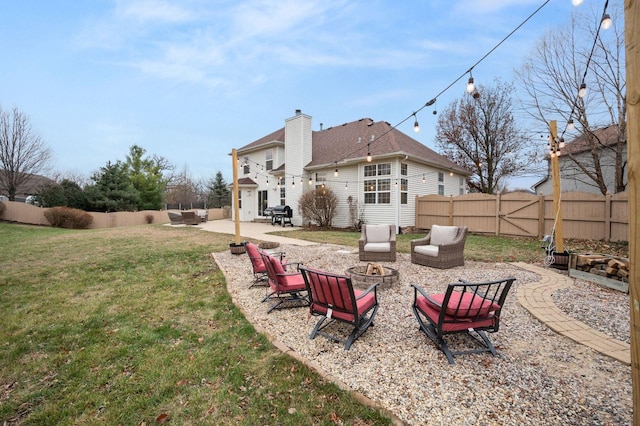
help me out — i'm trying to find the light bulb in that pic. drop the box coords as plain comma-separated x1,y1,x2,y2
413,120,420,133
367,153,372,162
572,0,583,5
601,14,612,30
578,83,587,98
567,119,575,130
466,77,475,93
334,168,338,177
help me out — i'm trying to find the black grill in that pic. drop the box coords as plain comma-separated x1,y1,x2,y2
268,205,293,227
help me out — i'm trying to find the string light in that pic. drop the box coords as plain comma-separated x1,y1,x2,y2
567,118,575,130
466,72,475,93
413,113,420,133
334,168,339,177
578,83,587,98
323,1,556,169
600,13,611,30
235,0,589,192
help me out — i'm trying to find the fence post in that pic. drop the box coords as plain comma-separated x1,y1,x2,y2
538,194,544,239
495,193,501,236
449,195,453,225
605,192,611,242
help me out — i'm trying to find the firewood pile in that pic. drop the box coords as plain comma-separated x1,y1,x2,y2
573,254,629,283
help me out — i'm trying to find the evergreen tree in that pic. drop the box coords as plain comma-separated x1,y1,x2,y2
125,145,171,210
86,161,140,212
205,171,230,208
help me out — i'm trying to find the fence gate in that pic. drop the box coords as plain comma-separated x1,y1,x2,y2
496,193,541,238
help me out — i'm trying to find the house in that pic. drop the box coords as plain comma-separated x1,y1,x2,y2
0,170,55,202
534,125,627,195
231,110,470,231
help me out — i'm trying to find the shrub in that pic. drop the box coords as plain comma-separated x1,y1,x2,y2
297,187,338,228
44,207,94,229
145,214,154,224
0,201,5,218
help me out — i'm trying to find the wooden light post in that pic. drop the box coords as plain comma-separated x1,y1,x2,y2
624,0,639,421
229,148,244,253
549,120,564,253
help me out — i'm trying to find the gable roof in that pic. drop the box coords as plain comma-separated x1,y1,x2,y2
562,125,622,155
238,117,470,175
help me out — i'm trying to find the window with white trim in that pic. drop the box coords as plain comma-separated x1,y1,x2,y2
364,163,391,204
265,150,273,171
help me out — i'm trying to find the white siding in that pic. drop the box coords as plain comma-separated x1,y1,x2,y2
284,112,312,224
536,144,627,195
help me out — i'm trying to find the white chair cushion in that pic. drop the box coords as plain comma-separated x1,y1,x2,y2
364,242,391,252
414,244,439,257
366,225,389,243
430,225,458,246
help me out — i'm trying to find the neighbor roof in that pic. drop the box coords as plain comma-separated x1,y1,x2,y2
562,125,622,155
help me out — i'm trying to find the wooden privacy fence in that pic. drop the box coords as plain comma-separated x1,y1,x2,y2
0,201,228,229
415,191,628,242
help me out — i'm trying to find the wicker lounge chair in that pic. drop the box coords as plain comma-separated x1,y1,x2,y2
167,211,183,225
411,225,467,269
358,224,396,262
181,211,199,225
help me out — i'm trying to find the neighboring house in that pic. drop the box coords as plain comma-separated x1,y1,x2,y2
0,170,55,202
534,125,627,195
231,110,471,231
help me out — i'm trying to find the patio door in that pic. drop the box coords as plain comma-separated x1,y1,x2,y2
258,190,268,216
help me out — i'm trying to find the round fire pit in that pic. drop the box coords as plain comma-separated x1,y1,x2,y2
346,265,399,290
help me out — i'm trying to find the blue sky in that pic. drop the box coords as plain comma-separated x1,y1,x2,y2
1,0,587,189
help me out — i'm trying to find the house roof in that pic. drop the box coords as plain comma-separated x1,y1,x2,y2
0,170,55,198
562,125,621,155
238,117,470,175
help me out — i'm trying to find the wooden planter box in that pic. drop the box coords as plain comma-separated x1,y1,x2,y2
229,242,247,255
568,253,629,293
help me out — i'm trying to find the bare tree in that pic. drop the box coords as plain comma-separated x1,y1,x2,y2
435,79,538,194
515,1,626,194
164,165,201,208
0,106,52,200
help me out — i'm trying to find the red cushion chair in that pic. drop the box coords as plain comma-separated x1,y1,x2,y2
260,251,308,313
300,266,379,350
245,242,286,288
412,278,515,364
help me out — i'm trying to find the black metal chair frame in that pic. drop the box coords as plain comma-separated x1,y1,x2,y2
300,266,379,350
411,277,515,364
260,251,308,313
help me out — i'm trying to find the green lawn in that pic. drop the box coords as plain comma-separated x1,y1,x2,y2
0,223,392,425
1,222,628,425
